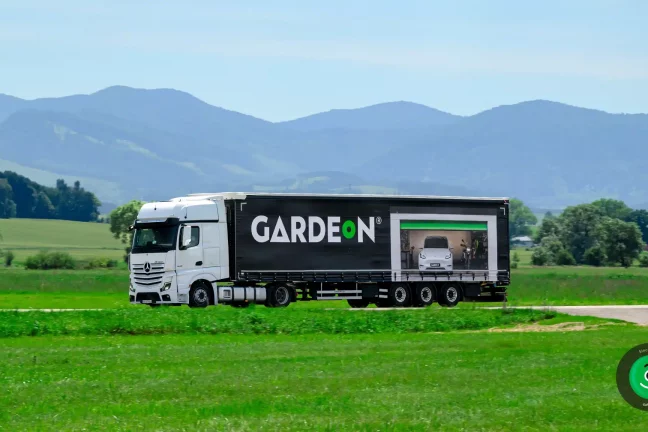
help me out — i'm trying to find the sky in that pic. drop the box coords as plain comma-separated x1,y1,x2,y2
1,0,647,121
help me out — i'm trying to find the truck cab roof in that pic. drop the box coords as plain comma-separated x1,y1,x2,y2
178,192,509,203
137,199,220,224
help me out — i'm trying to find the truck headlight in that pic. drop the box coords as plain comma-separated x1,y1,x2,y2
420,253,426,259
445,254,452,259
160,281,172,292
129,283,135,293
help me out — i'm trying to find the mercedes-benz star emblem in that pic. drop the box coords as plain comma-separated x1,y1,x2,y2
144,262,151,273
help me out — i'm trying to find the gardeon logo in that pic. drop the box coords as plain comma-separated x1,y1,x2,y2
251,216,377,243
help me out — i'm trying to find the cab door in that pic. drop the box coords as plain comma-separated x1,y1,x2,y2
176,224,204,290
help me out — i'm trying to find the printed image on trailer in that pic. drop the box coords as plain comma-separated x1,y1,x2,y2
400,221,489,271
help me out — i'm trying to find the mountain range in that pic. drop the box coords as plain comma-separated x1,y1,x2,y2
1,86,647,210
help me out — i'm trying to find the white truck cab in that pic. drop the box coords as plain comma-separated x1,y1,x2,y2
129,196,230,307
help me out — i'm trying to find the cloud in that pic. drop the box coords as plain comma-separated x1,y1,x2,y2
109,32,648,80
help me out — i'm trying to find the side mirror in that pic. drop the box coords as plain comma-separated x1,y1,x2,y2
180,226,194,250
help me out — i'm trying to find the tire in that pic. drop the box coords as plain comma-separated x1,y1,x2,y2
438,284,461,308
388,284,411,307
347,299,370,308
414,285,435,307
267,285,292,308
189,282,211,308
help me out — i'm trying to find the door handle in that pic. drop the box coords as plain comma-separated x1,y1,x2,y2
196,261,203,266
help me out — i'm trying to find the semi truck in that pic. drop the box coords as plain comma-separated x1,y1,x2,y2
129,193,510,308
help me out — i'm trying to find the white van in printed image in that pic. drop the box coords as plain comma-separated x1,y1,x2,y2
419,236,453,272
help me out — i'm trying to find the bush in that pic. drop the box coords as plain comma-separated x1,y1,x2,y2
639,253,648,268
4,250,14,267
83,257,119,269
25,251,76,270
512,252,520,264
511,261,518,269
555,249,577,266
531,247,550,266
584,246,607,267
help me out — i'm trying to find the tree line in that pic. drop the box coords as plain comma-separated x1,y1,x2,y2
510,198,647,267
0,171,100,222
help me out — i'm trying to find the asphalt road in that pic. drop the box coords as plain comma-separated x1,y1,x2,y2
514,305,648,326
347,305,648,325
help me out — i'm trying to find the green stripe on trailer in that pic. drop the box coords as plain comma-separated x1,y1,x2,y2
400,221,488,231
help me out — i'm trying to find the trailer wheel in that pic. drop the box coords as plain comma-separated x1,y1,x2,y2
267,285,292,308
388,284,411,307
189,282,210,308
438,284,461,308
414,285,435,307
347,299,370,308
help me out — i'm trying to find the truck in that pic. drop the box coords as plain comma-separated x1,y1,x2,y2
128,192,510,308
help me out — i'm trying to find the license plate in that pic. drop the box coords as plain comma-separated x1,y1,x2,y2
430,263,440,267
142,300,152,304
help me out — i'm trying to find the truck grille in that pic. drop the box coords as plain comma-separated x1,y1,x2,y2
136,292,161,303
132,263,165,286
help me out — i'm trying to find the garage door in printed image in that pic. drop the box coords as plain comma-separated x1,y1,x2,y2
399,221,488,271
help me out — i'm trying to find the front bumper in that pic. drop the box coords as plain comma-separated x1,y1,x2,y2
419,259,453,271
129,273,189,305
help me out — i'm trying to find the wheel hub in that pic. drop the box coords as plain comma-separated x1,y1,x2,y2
275,287,289,304
447,287,458,302
421,287,432,302
194,289,207,302
395,287,406,302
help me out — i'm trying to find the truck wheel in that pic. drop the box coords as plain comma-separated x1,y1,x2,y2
414,285,435,307
267,285,292,308
347,299,370,308
189,283,210,308
438,284,461,308
388,284,411,307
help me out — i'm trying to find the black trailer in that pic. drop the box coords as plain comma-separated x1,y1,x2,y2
222,193,510,308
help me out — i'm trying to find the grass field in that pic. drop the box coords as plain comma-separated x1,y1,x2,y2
2,266,648,309
0,218,124,264
3,219,648,430
1,327,646,431
0,307,559,338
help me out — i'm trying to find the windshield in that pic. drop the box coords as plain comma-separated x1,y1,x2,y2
424,236,448,249
132,225,178,254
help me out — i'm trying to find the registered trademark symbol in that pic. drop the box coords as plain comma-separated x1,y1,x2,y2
376,217,382,225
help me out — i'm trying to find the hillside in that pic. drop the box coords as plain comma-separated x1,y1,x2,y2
0,218,123,263
279,101,460,131
366,101,648,208
1,87,647,208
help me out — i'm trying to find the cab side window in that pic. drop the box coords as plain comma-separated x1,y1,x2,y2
189,227,200,248
180,226,200,249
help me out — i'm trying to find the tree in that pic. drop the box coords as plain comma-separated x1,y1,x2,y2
0,172,100,221
583,244,607,267
0,179,17,218
625,209,648,244
533,214,561,244
32,191,55,219
110,200,145,261
591,198,632,221
509,198,537,240
558,204,604,263
596,217,644,267
529,235,574,266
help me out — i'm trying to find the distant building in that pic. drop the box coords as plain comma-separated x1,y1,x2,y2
511,236,534,248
